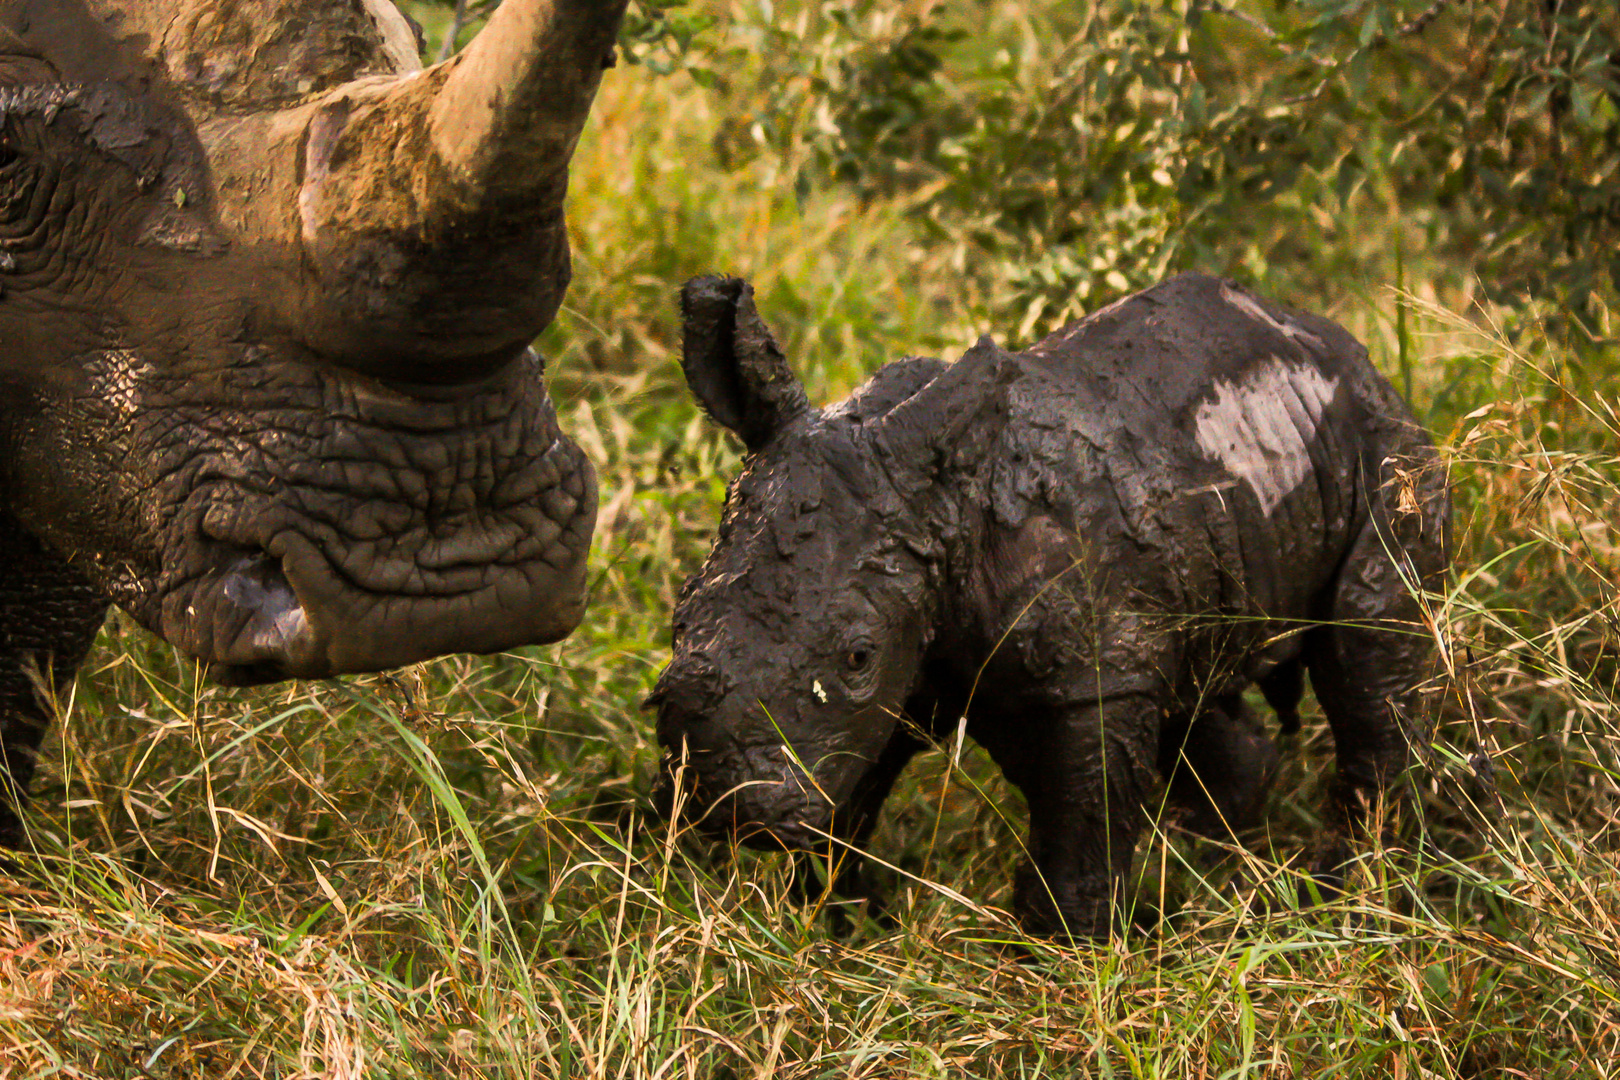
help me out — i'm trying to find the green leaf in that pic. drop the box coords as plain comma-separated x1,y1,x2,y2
1358,5,1379,47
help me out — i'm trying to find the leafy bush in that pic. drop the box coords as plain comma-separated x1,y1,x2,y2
3,3,1618,1077
687,0,1620,341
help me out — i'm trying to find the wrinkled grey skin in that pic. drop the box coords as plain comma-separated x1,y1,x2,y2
652,272,1450,938
0,0,626,847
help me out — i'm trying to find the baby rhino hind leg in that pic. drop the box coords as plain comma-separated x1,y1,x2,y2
1258,658,1305,736
1301,449,1449,887
1159,695,1280,839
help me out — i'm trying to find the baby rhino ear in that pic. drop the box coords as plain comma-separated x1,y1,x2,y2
680,276,811,452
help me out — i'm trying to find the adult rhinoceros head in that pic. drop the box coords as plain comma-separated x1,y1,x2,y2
0,0,623,682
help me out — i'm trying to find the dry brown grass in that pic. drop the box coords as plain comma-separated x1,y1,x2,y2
3,4,1618,1076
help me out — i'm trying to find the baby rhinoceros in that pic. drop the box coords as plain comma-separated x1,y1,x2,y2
649,272,1450,938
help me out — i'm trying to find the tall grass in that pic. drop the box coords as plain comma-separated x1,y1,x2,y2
2,5,1617,1077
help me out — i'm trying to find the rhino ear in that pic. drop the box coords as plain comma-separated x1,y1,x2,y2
873,335,1014,471
680,276,811,451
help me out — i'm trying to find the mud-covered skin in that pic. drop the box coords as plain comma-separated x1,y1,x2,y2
0,0,623,845
654,272,1450,938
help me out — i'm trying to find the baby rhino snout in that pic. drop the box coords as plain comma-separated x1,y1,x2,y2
648,651,775,835
646,652,733,762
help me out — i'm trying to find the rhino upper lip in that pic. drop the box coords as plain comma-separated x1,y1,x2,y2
656,748,848,849
165,519,449,683
189,428,570,604
683,791,836,852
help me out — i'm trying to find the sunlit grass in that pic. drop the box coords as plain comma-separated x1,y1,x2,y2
3,6,1618,1078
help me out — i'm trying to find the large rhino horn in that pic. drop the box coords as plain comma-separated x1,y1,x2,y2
288,0,629,378
57,0,628,381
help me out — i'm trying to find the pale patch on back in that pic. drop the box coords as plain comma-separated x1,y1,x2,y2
1193,357,1340,515
1220,283,1325,350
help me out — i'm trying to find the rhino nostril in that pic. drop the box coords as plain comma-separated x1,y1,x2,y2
210,552,318,682
220,554,309,648
656,702,707,743
651,655,726,721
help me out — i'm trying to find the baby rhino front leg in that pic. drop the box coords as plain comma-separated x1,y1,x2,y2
978,696,1159,938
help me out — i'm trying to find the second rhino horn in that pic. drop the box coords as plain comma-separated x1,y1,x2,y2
873,335,1015,475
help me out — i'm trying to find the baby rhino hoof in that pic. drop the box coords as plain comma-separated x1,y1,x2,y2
1011,864,1118,941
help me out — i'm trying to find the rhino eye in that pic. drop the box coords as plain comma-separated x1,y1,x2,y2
844,643,874,672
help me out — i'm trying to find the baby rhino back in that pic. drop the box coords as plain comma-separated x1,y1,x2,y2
942,275,1447,935
988,273,1427,632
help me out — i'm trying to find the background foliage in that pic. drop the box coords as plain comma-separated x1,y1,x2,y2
2,1,1618,1077
671,0,1620,341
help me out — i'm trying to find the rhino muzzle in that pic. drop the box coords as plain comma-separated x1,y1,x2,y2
94,350,601,684
653,689,864,852
655,751,839,853
163,490,593,685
